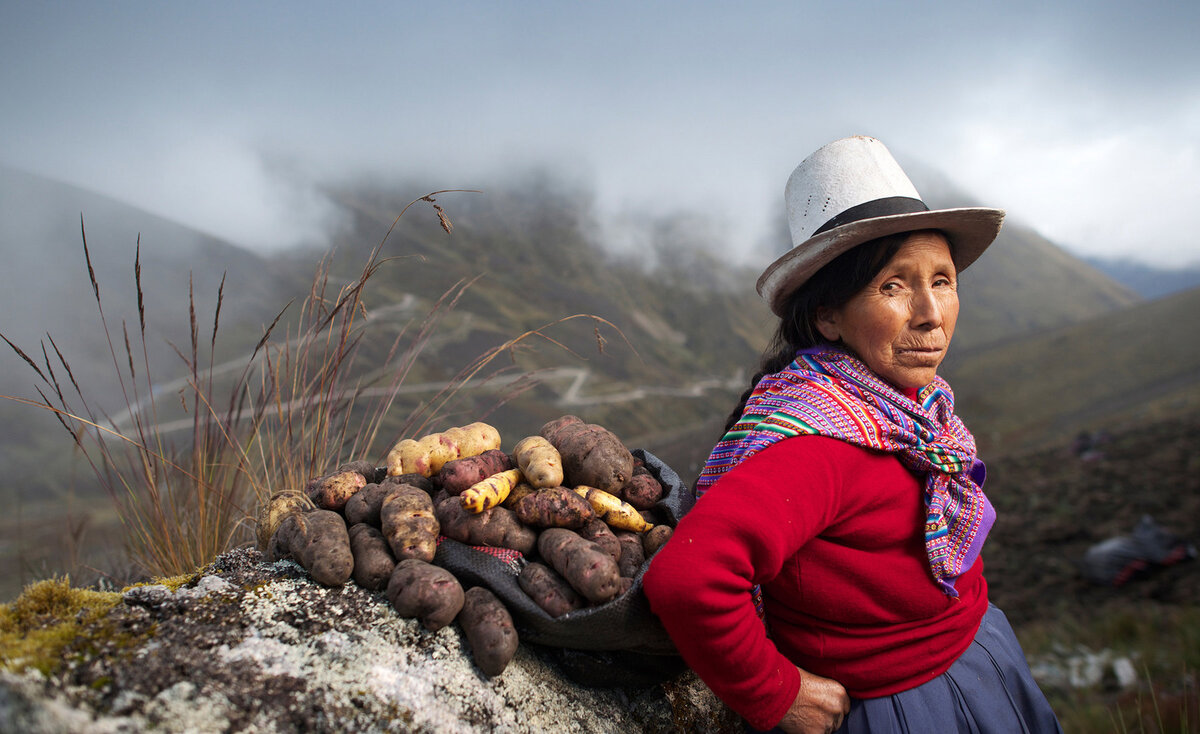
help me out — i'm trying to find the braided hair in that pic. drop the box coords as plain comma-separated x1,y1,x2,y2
721,231,913,434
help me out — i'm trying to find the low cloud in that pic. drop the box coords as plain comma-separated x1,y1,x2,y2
2,2,1197,266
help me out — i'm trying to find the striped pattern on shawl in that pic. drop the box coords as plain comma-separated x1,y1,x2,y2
698,345,994,596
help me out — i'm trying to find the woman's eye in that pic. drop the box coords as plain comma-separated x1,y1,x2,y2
881,281,901,292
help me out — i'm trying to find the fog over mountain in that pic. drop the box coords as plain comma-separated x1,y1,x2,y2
0,164,282,398
0,160,1144,429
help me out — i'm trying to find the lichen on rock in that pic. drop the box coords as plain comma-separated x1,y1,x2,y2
0,547,738,733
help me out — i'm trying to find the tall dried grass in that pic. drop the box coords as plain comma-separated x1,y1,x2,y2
2,190,618,580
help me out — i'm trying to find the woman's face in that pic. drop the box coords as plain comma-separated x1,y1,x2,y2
816,230,959,390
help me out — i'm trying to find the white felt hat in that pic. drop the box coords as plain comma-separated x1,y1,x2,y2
756,136,1005,315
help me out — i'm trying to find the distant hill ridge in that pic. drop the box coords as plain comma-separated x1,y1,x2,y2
942,284,1200,456
1082,255,1200,299
0,164,1168,479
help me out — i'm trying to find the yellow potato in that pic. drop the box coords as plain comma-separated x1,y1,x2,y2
573,485,652,533
385,422,503,477
513,435,564,489
461,469,522,514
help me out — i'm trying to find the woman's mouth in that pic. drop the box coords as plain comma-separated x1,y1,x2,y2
894,346,945,364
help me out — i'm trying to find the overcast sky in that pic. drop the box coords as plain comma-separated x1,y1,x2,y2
2,1,1197,266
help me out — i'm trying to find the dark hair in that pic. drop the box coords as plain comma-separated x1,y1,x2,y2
721,232,910,433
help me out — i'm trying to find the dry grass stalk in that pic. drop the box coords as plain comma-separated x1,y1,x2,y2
1,189,622,583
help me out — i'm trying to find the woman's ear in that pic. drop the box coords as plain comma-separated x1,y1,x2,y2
815,306,841,342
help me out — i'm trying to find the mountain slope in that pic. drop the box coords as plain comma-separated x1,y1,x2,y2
905,164,1140,352
0,165,295,509
0,164,287,397
1083,255,1200,299
312,179,771,447
941,285,1200,456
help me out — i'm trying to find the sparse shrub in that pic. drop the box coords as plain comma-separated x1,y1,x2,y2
2,191,620,583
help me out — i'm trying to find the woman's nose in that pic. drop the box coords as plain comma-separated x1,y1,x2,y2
909,287,943,330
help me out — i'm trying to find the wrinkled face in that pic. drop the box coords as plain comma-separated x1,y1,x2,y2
816,230,959,390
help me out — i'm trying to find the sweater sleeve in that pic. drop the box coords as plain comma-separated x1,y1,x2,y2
641,436,845,730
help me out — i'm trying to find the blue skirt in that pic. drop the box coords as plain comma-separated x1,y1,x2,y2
755,604,1063,733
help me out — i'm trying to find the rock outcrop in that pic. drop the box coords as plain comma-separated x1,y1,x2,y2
0,547,738,733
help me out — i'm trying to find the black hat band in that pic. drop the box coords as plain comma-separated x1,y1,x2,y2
811,196,929,237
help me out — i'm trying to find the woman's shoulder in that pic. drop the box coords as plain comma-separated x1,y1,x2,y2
698,434,915,531
712,434,907,499
742,433,899,469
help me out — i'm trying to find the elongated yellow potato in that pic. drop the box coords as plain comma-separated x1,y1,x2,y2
461,469,523,514
572,485,652,533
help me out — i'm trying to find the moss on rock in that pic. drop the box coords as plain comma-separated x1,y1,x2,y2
0,577,122,675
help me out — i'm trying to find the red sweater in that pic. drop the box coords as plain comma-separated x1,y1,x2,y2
642,435,988,731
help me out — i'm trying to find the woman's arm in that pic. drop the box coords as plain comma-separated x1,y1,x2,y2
642,438,846,730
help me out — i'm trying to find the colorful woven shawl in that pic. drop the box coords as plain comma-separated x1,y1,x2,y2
698,345,995,597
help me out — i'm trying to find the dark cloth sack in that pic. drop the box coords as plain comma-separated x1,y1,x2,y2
1081,515,1196,587
433,449,695,680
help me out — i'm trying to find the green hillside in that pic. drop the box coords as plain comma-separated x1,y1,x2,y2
953,219,1140,351
942,286,1200,457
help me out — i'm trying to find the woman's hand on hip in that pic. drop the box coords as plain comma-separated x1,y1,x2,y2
776,667,850,734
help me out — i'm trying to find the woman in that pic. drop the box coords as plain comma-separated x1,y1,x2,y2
642,136,1061,733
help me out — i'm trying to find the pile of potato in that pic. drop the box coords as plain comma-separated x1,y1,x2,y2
257,415,675,678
